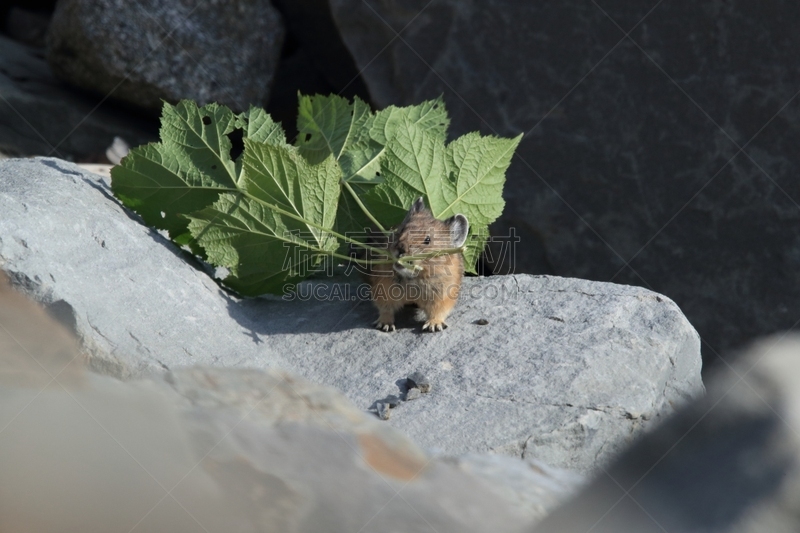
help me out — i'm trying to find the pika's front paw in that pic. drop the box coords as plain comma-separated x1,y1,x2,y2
422,320,448,332
375,321,396,332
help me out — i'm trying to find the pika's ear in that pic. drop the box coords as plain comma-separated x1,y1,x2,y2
447,214,469,247
401,197,428,226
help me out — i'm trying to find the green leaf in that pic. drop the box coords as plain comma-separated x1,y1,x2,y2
296,94,449,183
110,100,289,247
187,141,341,296
339,96,450,185
296,94,450,236
365,121,523,273
158,100,241,186
240,106,287,147
296,94,373,167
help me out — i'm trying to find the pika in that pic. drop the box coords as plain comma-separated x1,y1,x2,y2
363,197,469,332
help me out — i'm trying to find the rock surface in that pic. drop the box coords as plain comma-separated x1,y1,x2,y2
532,335,800,533
0,278,544,532
0,157,703,473
0,34,156,159
46,0,285,111
328,0,800,364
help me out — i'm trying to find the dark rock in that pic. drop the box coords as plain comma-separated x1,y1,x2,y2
5,7,50,47
270,0,370,99
475,318,489,326
46,0,285,111
328,0,800,367
407,372,431,393
0,34,156,159
263,46,336,142
532,335,800,532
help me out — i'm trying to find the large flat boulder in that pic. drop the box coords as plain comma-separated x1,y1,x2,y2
327,1,800,363
0,278,545,532
0,157,703,472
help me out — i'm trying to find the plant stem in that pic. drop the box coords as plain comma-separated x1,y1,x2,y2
341,180,387,233
396,247,465,268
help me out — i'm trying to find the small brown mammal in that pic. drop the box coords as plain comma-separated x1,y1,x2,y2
363,197,469,332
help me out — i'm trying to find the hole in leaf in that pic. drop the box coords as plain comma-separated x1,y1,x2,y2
304,133,311,142
211,164,217,170
227,128,244,160
376,172,381,176
202,116,211,125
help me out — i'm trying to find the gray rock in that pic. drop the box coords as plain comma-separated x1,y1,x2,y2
327,0,800,365
0,291,532,532
376,401,391,420
46,0,285,111
447,454,586,524
405,387,422,401
0,157,703,473
532,335,800,532
0,34,156,159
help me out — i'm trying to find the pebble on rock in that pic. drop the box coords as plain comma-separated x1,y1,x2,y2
376,402,390,420
407,372,431,393
405,388,422,401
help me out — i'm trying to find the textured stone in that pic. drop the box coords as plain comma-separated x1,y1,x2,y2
407,371,431,393
0,287,535,532
405,387,422,401
0,158,704,473
0,34,156,159
46,0,285,111
532,335,800,532
328,0,800,364
376,401,390,420
450,454,586,525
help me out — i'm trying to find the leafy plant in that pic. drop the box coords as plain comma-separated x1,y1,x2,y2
111,95,522,296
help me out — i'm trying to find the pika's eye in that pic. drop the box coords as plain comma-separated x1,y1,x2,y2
423,235,431,245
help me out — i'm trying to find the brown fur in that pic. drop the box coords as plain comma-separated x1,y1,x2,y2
362,199,468,332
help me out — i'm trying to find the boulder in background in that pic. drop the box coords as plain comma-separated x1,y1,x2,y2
46,0,285,111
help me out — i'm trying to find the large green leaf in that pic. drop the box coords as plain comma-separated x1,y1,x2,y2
296,94,450,236
186,141,341,296
111,101,286,247
296,93,449,184
365,120,523,273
